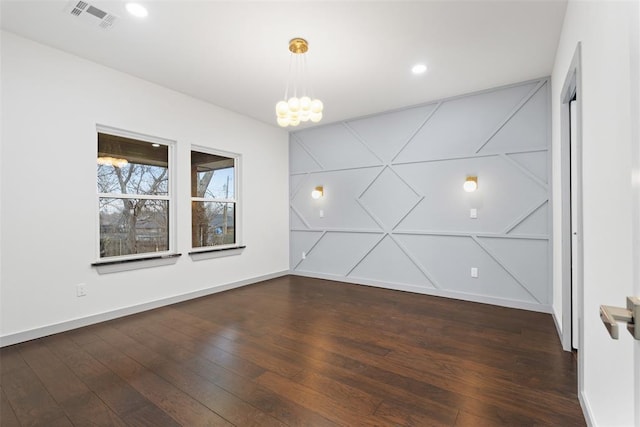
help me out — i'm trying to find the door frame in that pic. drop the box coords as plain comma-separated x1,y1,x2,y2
630,1,640,424
560,44,583,369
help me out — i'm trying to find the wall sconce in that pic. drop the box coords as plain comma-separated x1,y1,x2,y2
463,176,478,192
311,186,324,199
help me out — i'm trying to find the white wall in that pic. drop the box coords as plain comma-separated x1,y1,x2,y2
551,1,637,425
0,32,290,344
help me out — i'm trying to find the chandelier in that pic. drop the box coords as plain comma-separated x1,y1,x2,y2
275,38,323,127
97,156,128,168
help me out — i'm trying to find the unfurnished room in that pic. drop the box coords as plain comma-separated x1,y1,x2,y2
0,1,639,426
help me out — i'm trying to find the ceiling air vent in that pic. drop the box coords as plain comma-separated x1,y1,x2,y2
65,1,118,30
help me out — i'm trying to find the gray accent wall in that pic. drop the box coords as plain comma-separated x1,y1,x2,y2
289,79,551,312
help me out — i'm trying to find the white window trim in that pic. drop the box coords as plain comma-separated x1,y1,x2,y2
93,254,181,275
94,124,178,265
190,145,242,254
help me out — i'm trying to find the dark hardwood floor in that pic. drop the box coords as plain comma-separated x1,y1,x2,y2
0,275,585,426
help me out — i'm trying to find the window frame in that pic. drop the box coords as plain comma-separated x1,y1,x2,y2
95,124,177,263
190,145,242,253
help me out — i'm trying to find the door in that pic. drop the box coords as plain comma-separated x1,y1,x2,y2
569,97,580,350
631,1,640,424
561,46,582,354
632,98,640,427
632,2,640,423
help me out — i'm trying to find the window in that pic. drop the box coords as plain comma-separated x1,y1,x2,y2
97,130,173,260
191,149,239,249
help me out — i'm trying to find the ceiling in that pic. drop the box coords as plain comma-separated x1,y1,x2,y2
0,1,567,130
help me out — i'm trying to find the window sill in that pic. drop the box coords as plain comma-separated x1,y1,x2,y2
92,253,181,274
189,245,246,261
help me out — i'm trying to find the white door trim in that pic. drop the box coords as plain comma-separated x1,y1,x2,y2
560,44,583,364
629,1,640,424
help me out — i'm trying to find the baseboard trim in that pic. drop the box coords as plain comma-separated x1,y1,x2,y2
551,309,566,346
290,271,553,314
0,270,289,348
579,389,596,427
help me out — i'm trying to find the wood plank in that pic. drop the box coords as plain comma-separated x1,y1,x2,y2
375,399,459,426
57,391,128,427
237,311,541,424
0,386,21,427
18,343,89,399
454,410,505,426
101,319,334,426
121,404,182,427
256,371,396,426
109,314,341,427
41,334,166,419
17,342,127,426
64,327,102,347
113,313,266,379
183,348,339,427
0,347,28,375
0,276,585,426
290,366,460,426
81,338,233,427
1,365,71,426
94,323,286,427
146,309,304,379
162,276,584,425
289,370,382,415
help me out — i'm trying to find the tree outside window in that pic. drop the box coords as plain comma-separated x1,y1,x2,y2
97,132,170,259
191,150,237,249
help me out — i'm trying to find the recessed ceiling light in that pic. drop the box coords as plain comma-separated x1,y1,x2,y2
126,3,148,18
412,64,428,75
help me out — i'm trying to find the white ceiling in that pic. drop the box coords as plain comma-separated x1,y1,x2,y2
0,1,567,130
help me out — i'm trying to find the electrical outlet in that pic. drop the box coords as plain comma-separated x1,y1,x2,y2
76,283,87,297
471,268,479,278
302,251,306,260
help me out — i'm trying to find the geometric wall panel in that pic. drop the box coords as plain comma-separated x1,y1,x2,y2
480,82,549,154
508,201,549,236
296,232,381,276
397,234,539,303
349,235,434,288
290,79,551,311
290,230,323,269
290,139,322,174
295,124,382,171
394,82,537,162
506,151,548,184
347,104,437,163
289,174,309,198
477,237,549,304
359,167,421,230
290,207,307,229
291,168,382,230
394,155,547,233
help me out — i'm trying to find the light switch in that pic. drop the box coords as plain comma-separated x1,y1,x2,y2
471,267,479,278
319,210,324,218
470,208,478,219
